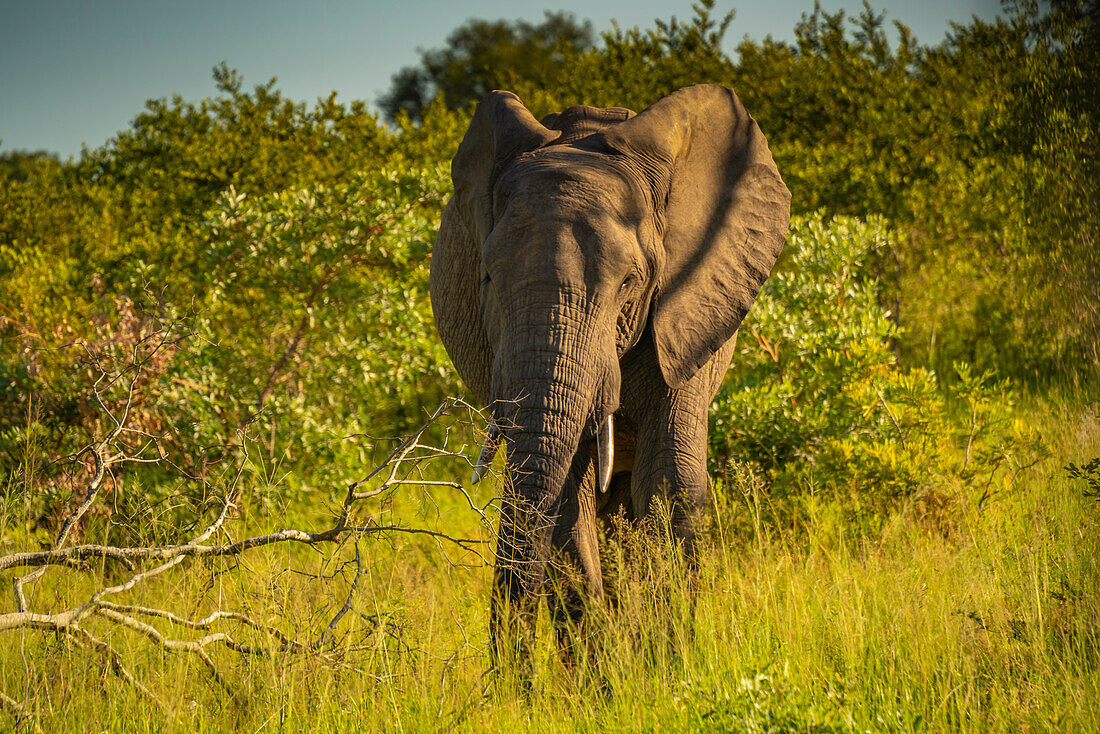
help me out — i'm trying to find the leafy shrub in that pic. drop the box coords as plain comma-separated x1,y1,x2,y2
195,166,458,475
711,214,1046,532
1,166,458,515
1066,457,1100,502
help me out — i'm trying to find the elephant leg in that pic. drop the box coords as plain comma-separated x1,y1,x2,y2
547,446,604,667
618,339,737,661
630,387,710,556
620,336,736,556
610,389,708,664
619,336,710,555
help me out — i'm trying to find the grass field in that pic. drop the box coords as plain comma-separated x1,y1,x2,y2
2,395,1098,733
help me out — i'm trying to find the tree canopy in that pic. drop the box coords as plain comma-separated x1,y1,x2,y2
378,11,595,122
1,0,1096,492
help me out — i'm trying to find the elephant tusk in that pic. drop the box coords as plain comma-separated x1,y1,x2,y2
471,419,500,485
597,414,614,494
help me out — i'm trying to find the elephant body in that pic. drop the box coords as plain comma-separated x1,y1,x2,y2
430,85,790,659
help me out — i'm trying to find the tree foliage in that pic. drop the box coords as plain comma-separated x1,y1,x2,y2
0,68,454,505
711,215,1044,532
1,1,1095,528
378,11,595,122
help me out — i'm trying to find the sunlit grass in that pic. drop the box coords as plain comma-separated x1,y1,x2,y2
2,398,1098,732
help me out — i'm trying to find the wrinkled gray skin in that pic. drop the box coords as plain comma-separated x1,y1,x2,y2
430,85,790,662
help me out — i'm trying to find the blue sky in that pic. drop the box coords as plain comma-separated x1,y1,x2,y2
1,0,1001,158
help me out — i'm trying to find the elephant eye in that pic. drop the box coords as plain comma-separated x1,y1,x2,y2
620,274,636,292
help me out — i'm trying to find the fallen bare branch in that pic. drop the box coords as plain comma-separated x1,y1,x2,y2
0,690,39,732
1,382,497,722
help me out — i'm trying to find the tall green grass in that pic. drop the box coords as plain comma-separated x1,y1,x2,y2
2,397,1096,732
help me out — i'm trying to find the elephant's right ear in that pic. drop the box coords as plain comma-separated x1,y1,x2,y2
452,91,561,243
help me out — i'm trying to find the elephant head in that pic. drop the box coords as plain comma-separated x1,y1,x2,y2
430,85,789,656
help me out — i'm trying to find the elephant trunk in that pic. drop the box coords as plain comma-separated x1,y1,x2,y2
489,372,593,663
492,373,592,591
487,301,619,660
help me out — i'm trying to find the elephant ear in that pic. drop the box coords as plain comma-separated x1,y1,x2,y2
598,85,791,388
452,91,561,243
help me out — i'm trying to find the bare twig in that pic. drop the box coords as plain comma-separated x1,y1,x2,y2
872,380,907,451
1,387,497,720
0,690,38,731
2,302,502,727
962,403,979,473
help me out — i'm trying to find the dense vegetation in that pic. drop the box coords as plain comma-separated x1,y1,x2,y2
1,1,1097,730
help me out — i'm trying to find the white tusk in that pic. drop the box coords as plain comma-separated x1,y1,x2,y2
597,414,614,494
471,419,500,485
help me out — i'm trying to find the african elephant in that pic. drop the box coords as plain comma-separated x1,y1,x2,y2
430,84,790,660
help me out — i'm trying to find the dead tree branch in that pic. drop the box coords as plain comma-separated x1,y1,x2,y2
1,382,497,716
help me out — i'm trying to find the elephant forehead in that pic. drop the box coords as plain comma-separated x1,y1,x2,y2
482,208,642,303
488,179,641,261
484,197,632,278
495,151,646,222
483,152,654,286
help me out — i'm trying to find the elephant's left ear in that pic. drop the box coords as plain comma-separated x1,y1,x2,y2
452,91,561,244
598,85,791,388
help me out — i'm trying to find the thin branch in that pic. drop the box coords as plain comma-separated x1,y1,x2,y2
95,602,305,649
0,689,37,730
1,522,484,575
318,540,365,647
1,390,494,718
68,624,163,708
872,380,907,451
962,403,979,473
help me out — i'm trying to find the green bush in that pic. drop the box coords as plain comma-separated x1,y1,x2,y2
711,215,1046,532
195,166,457,474
1,167,458,517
